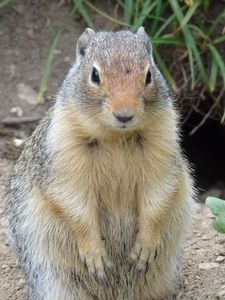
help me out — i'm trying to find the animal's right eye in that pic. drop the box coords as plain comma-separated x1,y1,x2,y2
145,69,152,85
91,67,100,85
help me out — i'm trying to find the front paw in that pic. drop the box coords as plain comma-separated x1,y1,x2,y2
79,248,114,287
128,239,158,275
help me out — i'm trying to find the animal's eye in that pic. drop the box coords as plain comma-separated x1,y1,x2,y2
91,67,100,85
145,69,152,85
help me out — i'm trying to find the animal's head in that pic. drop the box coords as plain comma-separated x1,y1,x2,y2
60,28,172,136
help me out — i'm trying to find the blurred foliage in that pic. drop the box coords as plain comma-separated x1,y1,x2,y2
0,0,13,9
206,197,225,234
1,0,224,126
41,0,225,127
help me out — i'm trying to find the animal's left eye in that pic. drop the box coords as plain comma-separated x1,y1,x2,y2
145,69,152,85
91,67,100,85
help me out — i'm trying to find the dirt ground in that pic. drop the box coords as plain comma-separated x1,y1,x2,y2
0,1,225,299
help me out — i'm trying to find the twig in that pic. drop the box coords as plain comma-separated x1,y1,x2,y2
0,116,41,125
181,106,193,126
84,0,129,27
189,103,216,135
189,88,224,135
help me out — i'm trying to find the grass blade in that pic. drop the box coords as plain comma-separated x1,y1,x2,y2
37,31,63,103
37,1,80,103
208,8,225,35
150,0,162,35
187,44,195,90
213,34,225,45
154,14,176,37
0,0,13,9
207,44,225,87
178,0,200,30
84,0,129,27
168,0,208,88
153,46,177,91
202,0,210,13
134,0,141,23
208,56,218,92
152,37,183,45
188,24,209,40
132,1,157,31
222,110,225,124
124,0,134,24
76,0,94,28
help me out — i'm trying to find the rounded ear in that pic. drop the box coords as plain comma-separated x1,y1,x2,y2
76,28,95,57
136,27,152,54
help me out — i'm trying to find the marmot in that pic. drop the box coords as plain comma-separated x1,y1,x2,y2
6,27,195,300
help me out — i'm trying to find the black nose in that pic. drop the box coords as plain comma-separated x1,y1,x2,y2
113,113,134,123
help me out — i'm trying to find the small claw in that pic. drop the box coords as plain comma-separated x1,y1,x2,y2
107,263,116,276
79,254,86,265
128,257,135,272
98,274,108,288
145,260,150,273
128,241,157,276
90,267,109,288
135,260,149,275
133,267,142,278
90,268,98,282
128,245,142,272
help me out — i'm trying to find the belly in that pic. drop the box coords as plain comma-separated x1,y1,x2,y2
98,189,138,263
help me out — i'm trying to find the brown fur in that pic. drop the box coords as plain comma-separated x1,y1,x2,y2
6,28,195,300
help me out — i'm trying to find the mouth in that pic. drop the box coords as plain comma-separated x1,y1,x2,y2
112,122,135,131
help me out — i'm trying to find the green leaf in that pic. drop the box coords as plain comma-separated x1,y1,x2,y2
213,34,225,45
76,0,94,28
202,0,210,13
187,44,195,90
222,110,225,124
208,44,225,87
132,1,157,31
0,0,13,9
154,14,176,37
84,1,129,27
150,0,162,35
188,24,209,40
208,8,225,35
153,46,177,91
133,0,140,23
179,0,201,30
206,197,225,234
152,37,183,45
168,0,208,88
124,0,134,23
37,0,81,103
208,57,218,92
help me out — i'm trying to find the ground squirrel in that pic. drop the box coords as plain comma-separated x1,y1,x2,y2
6,28,195,300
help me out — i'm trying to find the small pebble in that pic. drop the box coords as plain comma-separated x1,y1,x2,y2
2,283,9,289
215,256,225,263
198,262,219,270
18,278,26,286
1,264,8,270
217,285,225,299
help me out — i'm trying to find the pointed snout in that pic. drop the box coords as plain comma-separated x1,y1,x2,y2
111,94,141,123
